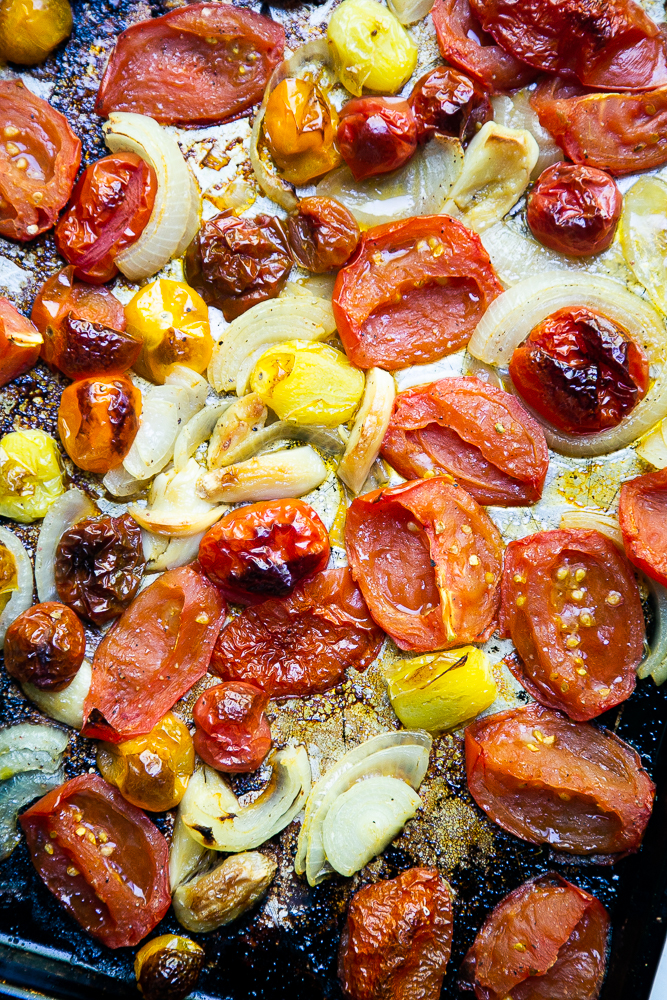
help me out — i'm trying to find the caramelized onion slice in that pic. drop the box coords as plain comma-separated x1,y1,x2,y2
559,510,624,550
0,725,68,781
639,577,667,686
130,458,226,536
22,660,92,730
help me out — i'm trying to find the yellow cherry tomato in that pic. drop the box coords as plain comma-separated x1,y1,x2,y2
0,544,17,615
619,176,667,315
125,279,212,385
327,0,418,96
0,428,64,522
0,0,72,65
264,79,342,186
135,935,205,1000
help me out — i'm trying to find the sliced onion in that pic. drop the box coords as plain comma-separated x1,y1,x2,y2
208,394,268,470
636,421,667,468
491,90,563,179
130,458,226,536
169,813,215,892
387,0,433,23
338,368,396,494
639,577,667,685
165,365,209,414
142,529,204,571
0,724,68,781
197,446,328,503
175,403,231,473
22,660,92,730
0,528,33,651
559,510,624,550
124,383,205,481
35,488,98,602
103,464,151,498
173,851,277,932
0,769,65,861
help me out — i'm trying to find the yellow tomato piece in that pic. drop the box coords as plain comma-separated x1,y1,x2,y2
0,545,17,615
386,646,497,732
250,340,365,426
264,79,341,186
0,0,72,65
125,279,213,385
620,176,667,316
0,429,64,523
327,0,418,96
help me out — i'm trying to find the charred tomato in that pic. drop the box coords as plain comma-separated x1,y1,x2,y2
4,601,84,691
619,468,667,587
41,314,141,380
32,266,127,340
0,298,42,387
57,376,141,474
527,163,622,257
193,681,271,773
409,66,493,144
288,197,360,273
336,96,418,182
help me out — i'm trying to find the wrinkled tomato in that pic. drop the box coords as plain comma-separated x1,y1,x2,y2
465,702,655,860
20,774,170,948
409,66,493,145
54,153,157,284
0,79,81,242
57,376,141,474
210,568,383,698
381,377,549,507
0,298,41,387
345,478,503,653
619,468,667,587
82,564,226,742
332,215,503,370
500,529,644,721
42,314,141,380
509,307,650,435
4,601,84,691
288,197,360,273
32,266,127,341
527,163,623,257
96,3,284,126
336,97,418,182
193,681,271,772
263,79,341,186
459,872,610,1000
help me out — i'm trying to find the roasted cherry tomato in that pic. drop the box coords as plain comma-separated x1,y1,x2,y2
327,0,417,96
346,478,503,653
409,66,493,145
97,712,194,812
465,702,655,860
459,873,610,1000
96,3,284,126
185,212,292,323
509,307,649,435
32,266,127,340
381,377,549,507
54,153,157,284
134,935,205,1000
199,499,330,604
0,0,72,65
193,681,271,773
57,376,141,474
0,79,81,242
0,544,17,616
339,868,453,1000
4,601,84,691
333,215,503,369
0,428,64,522
42,315,141,380
336,97,418,182
288,197,360,273
263,79,341,186
83,565,225,742
619,468,667,587
210,568,383,698
500,529,644,721
20,774,170,948
0,298,42,387
527,163,622,257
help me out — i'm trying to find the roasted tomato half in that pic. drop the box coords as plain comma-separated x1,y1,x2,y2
20,774,170,948
332,215,503,370
32,266,128,340
42,315,141,380
96,3,284,126
57,376,141,474
465,702,655,860
193,681,271,773
0,298,42,387
0,79,81,242
409,65,493,145
527,163,623,257
459,872,610,1000
210,568,383,698
500,529,644,721
381,377,549,507
345,478,503,653
336,96,418,182
82,564,226,742
619,468,667,587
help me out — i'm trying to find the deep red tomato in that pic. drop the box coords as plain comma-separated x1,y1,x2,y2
32,266,128,343
500,529,644,721
345,478,503,653
20,774,170,949
54,153,157,284
82,564,226,742
41,314,141,380
381,377,549,507
210,568,383,697
0,79,81,242
336,97,418,182
332,215,503,370
0,298,42,387
198,499,330,604
409,66,493,145
96,3,284,126
459,872,610,1000
619,468,667,587
193,681,271,772
465,702,655,860
527,163,623,257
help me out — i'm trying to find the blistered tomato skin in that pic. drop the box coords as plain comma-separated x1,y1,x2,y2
337,97,418,182
193,682,272,773
134,935,205,1000
409,66,493,145
0,298,42,387
0,0,72,65
288,197,360,273
527,163,622,257
619,468,667,587
32,266,127,341
4,601,84,692
42,315,141,380
264,79,341,186
57,376,141,475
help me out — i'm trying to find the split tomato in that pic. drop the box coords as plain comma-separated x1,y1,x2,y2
32,266,127,341
0,298,42,387
619,468,667,587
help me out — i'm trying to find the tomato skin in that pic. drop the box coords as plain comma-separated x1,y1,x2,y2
4,601,85,692
82,564,226,742
20,774,170,949
288,197,360,273
465,702,655,859
409,66,493,145
193,681,271,772
381,377,549,507
619,468,667,587
336,97,418,182
96,3,284,127
345,478,503,653
0,298,42,387
263,79,341,187
32,266,127,342
42,314,141,380
332,215,503,370
58,376,141,475
527,163,622,257
500,529,644,721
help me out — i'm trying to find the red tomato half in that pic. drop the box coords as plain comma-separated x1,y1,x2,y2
345,478,503,653
0,298,42,387
465,703,655,860
459,872,610,1000
500,529,644,721
210,568,383,697
82,565,226,742
20,774,170,949
0,79,81,242
96,3,284,127
381,377,549,507
32,267,127,342
332,216,503,370
193,681,271,772
619,468,667,587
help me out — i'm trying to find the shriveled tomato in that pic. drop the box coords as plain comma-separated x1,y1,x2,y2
96,3,284,127
459,872,610,1000
263,79,341,186
199,499,330,604
82,564,226,742
0,79,81,242
42,315,140,380
500,529,644,721
54,153,157,284
193,681,271,772
32,266,127,341
619,468,667,587
58,376,141,474
381,377,549,507
527,163,623,257
288,197,360,273
5,601,84,692
336,97,418,182
465,702,655,859
345,478,503,653
210,568,383,697
20,774,170,949
0,298,41,387
332,215,503,370
409,66,493,145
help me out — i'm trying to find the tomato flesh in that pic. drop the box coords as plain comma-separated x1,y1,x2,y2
0,298,41,387
527,163,622,257
193,681,271,772
619,468,667,587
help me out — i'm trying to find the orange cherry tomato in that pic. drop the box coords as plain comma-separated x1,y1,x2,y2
193,681,271,772
263,78,341,185
57,376,141,474
41,314,141,381
0,297,42,387
32,266,127,343
619,467,667,587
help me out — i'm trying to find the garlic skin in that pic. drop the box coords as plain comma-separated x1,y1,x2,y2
338,367,396,494
197,447,327,504
173,851,277,933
